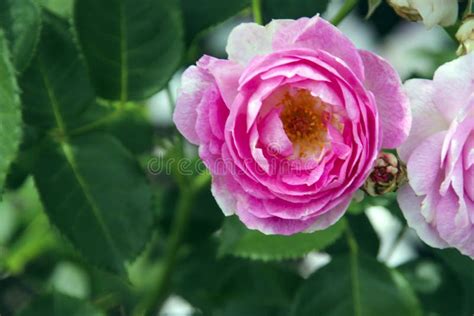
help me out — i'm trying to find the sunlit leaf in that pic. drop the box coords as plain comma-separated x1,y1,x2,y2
0,0,41,71
219,216,346,261
34,133,153,273
0,31,22,194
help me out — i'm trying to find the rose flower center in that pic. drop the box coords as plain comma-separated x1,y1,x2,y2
279,89,335,158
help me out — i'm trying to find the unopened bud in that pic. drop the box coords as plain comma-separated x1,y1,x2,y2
363,152,407,197
456,15,474,55
387,0,422,23
387,0,458,28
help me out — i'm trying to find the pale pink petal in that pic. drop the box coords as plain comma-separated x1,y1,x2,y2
259,107,293,157
435,189,474,258
211,174,238,216
464,132,474,170
359,50,411,148
440,117,474,195
397,185,449,248
226,20,293,66
398,79,449,161
465,166,474,201
235,197,316,235
433,52,474,121
407,131,446,196
204,57,244,108
305,197,351,232
174,65,212,145
272,16,365,81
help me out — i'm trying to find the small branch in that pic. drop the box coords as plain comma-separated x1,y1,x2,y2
345,225,359,256
331,0,359,26
345,225,361,316
252,0,263,25
464,0,473,18
68,111,121,136
132,173,211,316
165,84,175,113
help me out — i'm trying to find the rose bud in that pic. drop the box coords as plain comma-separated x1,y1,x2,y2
456,15,474,56
387,0,458,28
363,152,407,196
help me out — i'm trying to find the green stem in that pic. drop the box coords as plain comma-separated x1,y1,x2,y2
464,0,473,17
252,0,263,25
166,85,175,109
331,0,359,26
132,173,211,316
346,226,361,316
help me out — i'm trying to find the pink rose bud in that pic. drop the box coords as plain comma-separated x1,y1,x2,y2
363,152,407,196
387,0,458,28
456,15,474,56
174,16,411,235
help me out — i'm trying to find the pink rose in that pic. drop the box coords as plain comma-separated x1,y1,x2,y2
174,16,410,235
398,52,474,258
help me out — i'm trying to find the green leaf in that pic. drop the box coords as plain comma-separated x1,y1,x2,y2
399,259,467,316
175,241,302,315
432,248,474,314
33,133,153,273
5,125,46,191
35,0,73,17
0,31,22,193
366,0,382,18
180,0,250,44
0,0,41,72
291,254,422,316
19,11,95,129
17,292,105,316
105,107,153,155
262,0,330,23
1,213,59,275
74,0,184,101
218,216,346,261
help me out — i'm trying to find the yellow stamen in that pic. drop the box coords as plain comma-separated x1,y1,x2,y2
279,89,332,158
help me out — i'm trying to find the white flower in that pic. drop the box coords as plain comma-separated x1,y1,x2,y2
456,15,474,55
388,0,458,28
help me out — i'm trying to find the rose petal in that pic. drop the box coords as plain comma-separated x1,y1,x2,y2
226,20,292,66
272,16,365,81
174,65,213,145
398,79,449,161
359,50,411,148
407,131,446,196
433,52,474,121
397,185,449,248
435,188,474,258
